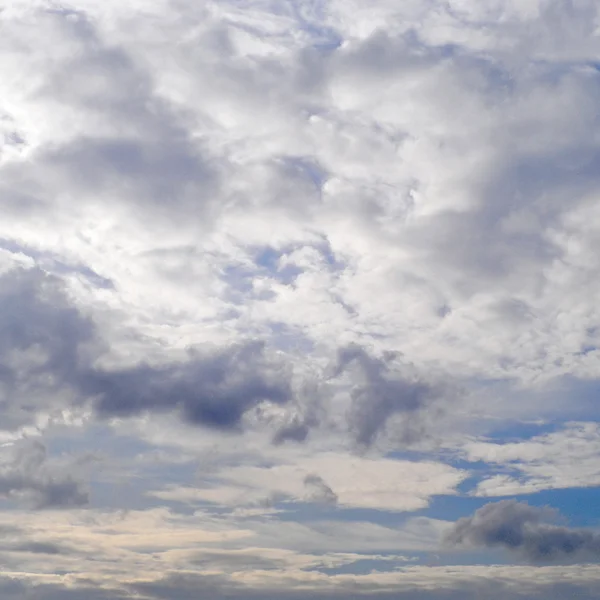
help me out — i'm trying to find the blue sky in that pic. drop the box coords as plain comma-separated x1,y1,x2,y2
0,0,600,598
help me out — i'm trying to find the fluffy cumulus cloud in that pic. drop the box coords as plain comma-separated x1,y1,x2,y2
446,500,600,563
1,0,600,597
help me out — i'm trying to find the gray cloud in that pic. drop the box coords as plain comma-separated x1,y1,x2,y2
332,346,440,447
0,267,293,433
304,473,338,505
0,268,450,448
271,394,322,445
445,500,600,563
83,341,292,430
128,570,600,600
0,441,88,509
0,267,93,432
188,551,286,572
0,268,95,416
10,541,70,555
0,569,597,600
273,417,313,444
0,576,130,600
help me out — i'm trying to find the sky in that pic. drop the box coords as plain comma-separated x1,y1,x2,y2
1,0,600,598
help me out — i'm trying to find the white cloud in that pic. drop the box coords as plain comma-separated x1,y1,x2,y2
464,422,600,496
150,451,466,512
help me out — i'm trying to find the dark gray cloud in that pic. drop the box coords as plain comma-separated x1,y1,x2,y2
83,341,292,430
304,473,338,505
0,268,95,427
272,416,313,444
0,441,88,509
445,500,600,563
332,346,439,447
271,395,322,445
0,267,293,434
0,268,450,448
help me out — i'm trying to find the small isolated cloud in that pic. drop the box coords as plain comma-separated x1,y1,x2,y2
304,473,338,505
445,500,600,563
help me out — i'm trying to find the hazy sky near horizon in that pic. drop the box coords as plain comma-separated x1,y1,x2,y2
1,0,600,598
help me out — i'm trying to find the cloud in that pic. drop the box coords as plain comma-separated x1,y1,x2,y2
0,267,95,431
304,473,338,505
0,506,440,589
3,0,599,395
149,452,466,513
445,500,600,563
0,264,451,446
462,422,600,496
2,0,600,448
125,565,600,600
331,345,447,447
10,541,69,555
0,440,88,509
83,341,293,430
0,264,295,434
0,502,598,599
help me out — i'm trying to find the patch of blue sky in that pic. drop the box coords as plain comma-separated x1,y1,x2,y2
220,0,342,52
277,155,328,191
419,487,600,530
577,345,598,356
221,247,301,293
316,236,345,270
266,321,314,353
288,0,343,51
89,480,176,512
45,425,198,488
458,375,600,429
44,423,154,459
219,263,268,304
544,376,600,420
251,237,344,281
473,419,563,443
254,246,304,284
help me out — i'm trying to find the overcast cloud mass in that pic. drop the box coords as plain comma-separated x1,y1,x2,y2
1,0,600,597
